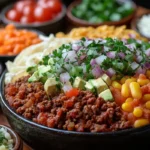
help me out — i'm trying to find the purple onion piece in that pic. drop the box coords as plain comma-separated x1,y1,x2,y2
144,62,150,69
118,52,125,59
92,65,103,78
90,59,97,67
145,48,150,57
136,67,146,75
60,72,70,83
106,51,116,59
106,68,116,77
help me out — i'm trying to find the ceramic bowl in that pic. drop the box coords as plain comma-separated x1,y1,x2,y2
66,0,136,28
0,3,66,35
0,124,23,150
131,12,150,41
0,70,150,150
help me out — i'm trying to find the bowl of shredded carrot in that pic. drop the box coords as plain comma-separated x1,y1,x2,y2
0,24,43,62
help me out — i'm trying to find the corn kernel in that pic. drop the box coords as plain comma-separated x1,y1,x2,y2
112,81,122,90
145,101,150,109
129,82,142,99
137,79,150,86
125,97,133,102
146,70,150,78
120,76,129,84
133,107,143,117
121,84,130,98
125,78,136,86
122,102,133,112
143,94,150,102
134,119,149,128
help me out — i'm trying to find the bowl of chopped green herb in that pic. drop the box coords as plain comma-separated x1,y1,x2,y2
0,125,23,150
67,0,136,27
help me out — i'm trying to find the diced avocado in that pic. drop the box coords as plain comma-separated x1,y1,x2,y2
38,65,51,77
28,71,39,82
90,77,108,94
85,82,95,92
101,74,111,86
44,78,58,95
99,89,114,101
73,77,86,90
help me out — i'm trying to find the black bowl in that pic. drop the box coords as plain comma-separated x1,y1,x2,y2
0,70,150,150
1,3,66,35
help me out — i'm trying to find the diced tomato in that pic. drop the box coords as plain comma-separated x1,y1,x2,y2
141,83,150,94
6,9,22,22
127,113,137,124
130,99,140,107
65,88,79,98
110,87,126,105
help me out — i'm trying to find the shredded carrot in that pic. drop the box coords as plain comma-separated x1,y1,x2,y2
0,24,42,55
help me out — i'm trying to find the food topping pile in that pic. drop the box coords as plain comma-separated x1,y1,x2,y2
56,25,147,41
72,0,134,23
0,24,41,55
4,37,150,132
6,0,62,24
0,127,13,150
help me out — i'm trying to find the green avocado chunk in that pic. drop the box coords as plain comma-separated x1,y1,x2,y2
101,74,111,86
89,77,108,94
28,71,39,82
44,78,58,95
73,77,86,90
99,89,114,101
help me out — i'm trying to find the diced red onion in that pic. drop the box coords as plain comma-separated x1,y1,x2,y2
62,82,72,92
126,43,135,51
136,67,146,75
121,38,127,44
118,52,125,59
106,51,116,59
60,72,70,83
145,48,150,56
106,68,116,77
62,51,77,62
84,40,93,47
72,43,81,51
80,54,86,61
136,55,143,62
131,62,139,70
144,62,150,69
129,33,136,39
92,65,103,78
95,55,107,65
90,59,97,67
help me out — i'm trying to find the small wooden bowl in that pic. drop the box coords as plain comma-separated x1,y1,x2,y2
0,124,23,150
131,12,150,41
66,0,137,28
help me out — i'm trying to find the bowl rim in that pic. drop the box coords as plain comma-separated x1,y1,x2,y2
0,124,22,150
131,11,150,40
0,3,66,28
0,70,150,137
66,0,137,27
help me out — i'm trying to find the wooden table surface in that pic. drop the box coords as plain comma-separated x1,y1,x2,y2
0,6,150,150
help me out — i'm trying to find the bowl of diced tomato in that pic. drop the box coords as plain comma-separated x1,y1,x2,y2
1,0,66,35
0,24,43,62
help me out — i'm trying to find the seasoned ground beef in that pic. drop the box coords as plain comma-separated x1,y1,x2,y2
5,76,131,132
